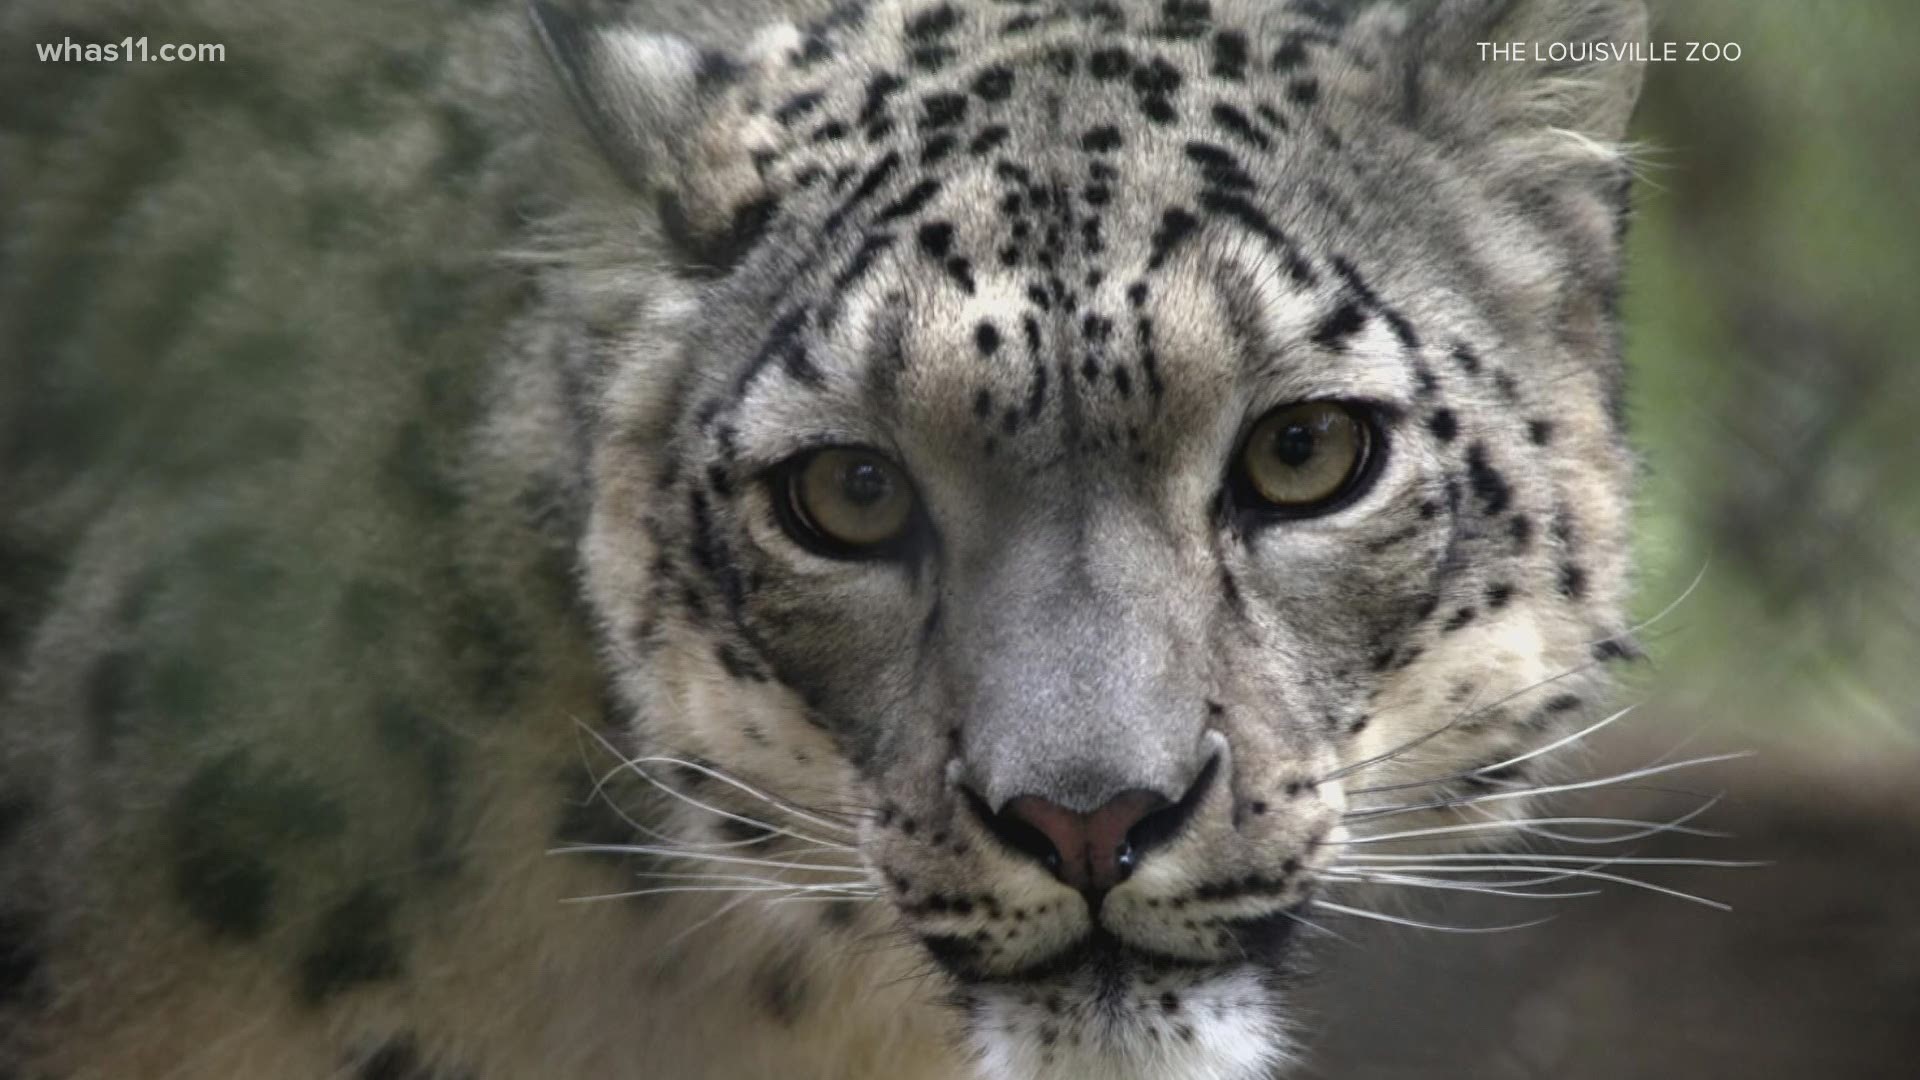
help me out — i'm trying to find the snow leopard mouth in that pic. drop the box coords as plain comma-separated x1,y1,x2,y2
931,911,1305,990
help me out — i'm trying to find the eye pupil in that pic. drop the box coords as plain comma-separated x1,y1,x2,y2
1272,423,1316,468
841,461,892,507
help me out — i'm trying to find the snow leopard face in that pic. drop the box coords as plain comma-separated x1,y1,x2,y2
538,0,1646,1075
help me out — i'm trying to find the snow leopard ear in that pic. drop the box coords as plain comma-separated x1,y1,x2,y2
528,1,780,276
1401,0,1648,171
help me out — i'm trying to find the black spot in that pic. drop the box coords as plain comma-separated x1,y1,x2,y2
1271,33,1310,71
774,89,825,126
976,322,1002,356
906,4,961,41
1465,442,1511,516
911,44,954,70
918,221,954,258
1544,694,1583,714
658,193,778,279
695,49,742,90
973,65,1015,101
1184,142,1255,191
1148,207,1200,269
920,91,969,129
1443,607,1477,632
1089,46,1133,80
1593,637,1642,663
170,752,345,941
968,125,1011,156
1081,125,1123,153
921,132,958,164
0,910,43,1007
1311,301,1367,351
1296,0,1351,28
1210,102,1270,151
1485,582,1515,609
823,151,900,235
858,72,905,129
1131,56,1183,97
1211,30,1249,80
718,814,777,846
1507,513,1534,550
1528,419,1555,445
811,119,851,143
1451,341,1482,374
877,178,942,223
1558,562,1589,599
944,258,976,293
1427,409,1459,442
376,702,462,876
1287,79,1319,107
793,32,831,66
299,886,403,1005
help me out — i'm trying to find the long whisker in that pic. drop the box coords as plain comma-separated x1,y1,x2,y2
1334,871,1600,901
1316,656,1608,785
563,881,878,904
1337,805,1728,847
548,843,869,875
1343,751,1754,822
1310,899,1553,934
1345,704,1639,798
622,869,879,891
1340,852,1763,868
570,720,855,854
1332,861,1744,911
628,754,861,837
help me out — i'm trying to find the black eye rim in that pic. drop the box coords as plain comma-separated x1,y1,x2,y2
768,445,927,562
1227,400,1391,521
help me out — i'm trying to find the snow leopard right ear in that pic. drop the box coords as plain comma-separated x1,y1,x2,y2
528,1,780,276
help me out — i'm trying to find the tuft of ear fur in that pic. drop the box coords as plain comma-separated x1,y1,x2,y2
1396,0,1648,187
1416,1,1647,138
527,1,783,278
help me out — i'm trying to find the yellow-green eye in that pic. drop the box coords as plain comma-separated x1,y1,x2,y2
1238,402,1376,513
783,447,918,554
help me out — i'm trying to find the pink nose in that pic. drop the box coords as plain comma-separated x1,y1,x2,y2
999,791,1168,893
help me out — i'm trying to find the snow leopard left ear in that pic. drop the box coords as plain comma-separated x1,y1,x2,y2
528,1,781,276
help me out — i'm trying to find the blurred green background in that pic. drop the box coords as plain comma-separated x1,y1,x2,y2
1623,0,1920,760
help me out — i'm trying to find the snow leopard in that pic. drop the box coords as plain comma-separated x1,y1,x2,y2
0,0,1648,1077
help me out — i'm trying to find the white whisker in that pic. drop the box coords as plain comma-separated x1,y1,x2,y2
1335,871,1600,900
1346,704,1640,799
1344,751,1754,821
1340,852,1762,868
548,843,869,875
562,881,876,904
1311,899,1553,934
1333,861,1740,911
1338,806,1727,847
630,754,859,836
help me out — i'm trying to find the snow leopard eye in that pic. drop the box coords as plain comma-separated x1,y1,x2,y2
777,447,920,557
1233,401,1382,517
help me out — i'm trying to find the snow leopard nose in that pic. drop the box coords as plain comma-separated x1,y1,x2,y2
970,757,1218,897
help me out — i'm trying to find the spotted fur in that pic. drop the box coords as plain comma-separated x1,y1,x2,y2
1,0,1647,1077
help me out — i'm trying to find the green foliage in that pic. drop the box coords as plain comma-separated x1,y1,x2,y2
1624,1,1920,750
